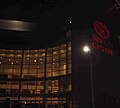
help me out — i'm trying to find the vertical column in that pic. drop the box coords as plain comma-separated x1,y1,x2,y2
89,50,95,108
66,43,69,107
71,37,80,108
26,52,30,103
18,50,24,102
35,50,39,103
1,50,6,89
51,48,53,105
1,50,6,101
58,46,61,107
11,51,16,99
43,48,47,106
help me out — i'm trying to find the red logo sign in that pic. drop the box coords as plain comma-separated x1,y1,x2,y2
92,21,113,55
94,21,110,40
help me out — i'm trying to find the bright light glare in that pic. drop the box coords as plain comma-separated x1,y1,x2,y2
0,19,35,31
83,46,90,52
70,21,72,24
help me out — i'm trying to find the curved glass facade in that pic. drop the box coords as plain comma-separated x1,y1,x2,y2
0,42,71,107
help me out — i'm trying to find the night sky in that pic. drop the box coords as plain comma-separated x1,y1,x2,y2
0,0,119,47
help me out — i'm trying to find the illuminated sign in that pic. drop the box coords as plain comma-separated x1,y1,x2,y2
92,21,113,55
94,21,110,39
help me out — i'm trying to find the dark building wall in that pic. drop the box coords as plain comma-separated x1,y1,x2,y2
93,51,120,94
71,29,120,108
71,35,92,108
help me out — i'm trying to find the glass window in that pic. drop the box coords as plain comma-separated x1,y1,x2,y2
0,41,72,104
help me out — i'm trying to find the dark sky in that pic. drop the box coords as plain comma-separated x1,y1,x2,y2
0,0,119,47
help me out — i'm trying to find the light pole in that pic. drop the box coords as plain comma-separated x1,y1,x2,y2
83,46,95,108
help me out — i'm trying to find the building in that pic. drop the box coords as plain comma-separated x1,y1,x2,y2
0,38,72,108
0,23,120,108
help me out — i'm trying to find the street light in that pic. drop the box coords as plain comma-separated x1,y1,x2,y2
83,46,90,52
83,46,95,108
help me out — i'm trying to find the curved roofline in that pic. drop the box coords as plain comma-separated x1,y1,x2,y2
0,36,72,50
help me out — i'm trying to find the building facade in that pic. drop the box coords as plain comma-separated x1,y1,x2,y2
0,28,120,108
0,40,72,108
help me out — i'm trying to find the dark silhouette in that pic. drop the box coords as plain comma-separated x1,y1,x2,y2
95,92,120,108
2,98,10,108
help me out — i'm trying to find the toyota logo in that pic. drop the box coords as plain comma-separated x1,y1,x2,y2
94,21,110,40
